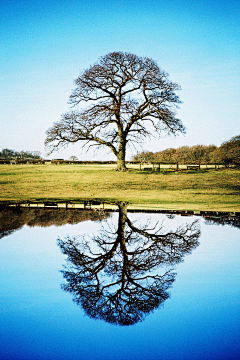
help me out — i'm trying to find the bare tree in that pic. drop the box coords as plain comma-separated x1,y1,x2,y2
45,52,185,170
57,202,200,325
69,155,78,161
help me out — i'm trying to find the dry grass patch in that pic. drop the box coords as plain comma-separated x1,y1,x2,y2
0,164,239,211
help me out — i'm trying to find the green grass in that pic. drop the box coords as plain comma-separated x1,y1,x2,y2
0,163,239,211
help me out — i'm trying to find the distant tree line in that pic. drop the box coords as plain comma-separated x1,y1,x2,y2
0,207,110,240
0,149,43,164
0,149,42,160
132,135,240,166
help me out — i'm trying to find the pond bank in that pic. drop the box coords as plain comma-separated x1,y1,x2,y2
1,201,239,218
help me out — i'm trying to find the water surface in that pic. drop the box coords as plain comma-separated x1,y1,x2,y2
0,207,239,360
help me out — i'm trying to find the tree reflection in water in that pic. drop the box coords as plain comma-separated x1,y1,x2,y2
58,202,200,326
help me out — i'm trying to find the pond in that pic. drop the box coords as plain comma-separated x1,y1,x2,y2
0,204,239,360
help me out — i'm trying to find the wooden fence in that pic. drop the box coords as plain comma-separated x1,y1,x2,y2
0,159,234,170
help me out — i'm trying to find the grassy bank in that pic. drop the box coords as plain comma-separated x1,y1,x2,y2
0,164,239,211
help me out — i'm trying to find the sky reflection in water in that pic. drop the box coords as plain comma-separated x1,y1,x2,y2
0,206,239,360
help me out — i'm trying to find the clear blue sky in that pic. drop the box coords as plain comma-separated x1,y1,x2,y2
1,0,239,160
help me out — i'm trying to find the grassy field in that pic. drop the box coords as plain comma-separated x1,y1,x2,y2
0,163,239,212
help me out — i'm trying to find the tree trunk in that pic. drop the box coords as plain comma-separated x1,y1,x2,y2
116,140,127,171
116,201,128,255
117,201,128,238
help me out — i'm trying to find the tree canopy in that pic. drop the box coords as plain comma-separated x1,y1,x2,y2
45,52,185,170
218,135,240,166
132,134,240,165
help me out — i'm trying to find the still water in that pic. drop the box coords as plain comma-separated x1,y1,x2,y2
0,205,239,360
